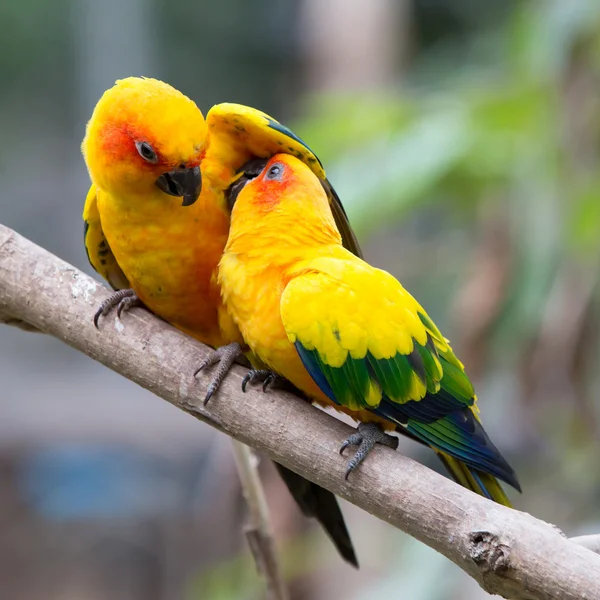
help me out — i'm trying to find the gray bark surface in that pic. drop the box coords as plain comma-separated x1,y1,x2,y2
2,223,600,600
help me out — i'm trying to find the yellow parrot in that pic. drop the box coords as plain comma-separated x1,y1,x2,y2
219,154,521,507
82,77,360,393
81,77,360,566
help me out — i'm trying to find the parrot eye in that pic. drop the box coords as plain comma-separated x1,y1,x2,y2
136,141,158,163
265,162,284,181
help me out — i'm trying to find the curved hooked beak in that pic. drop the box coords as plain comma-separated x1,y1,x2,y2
155,166,201,206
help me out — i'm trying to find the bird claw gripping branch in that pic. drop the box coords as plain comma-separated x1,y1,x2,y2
241,369,285,393
194,342,243,405
93,289,143,328
339,423,399,480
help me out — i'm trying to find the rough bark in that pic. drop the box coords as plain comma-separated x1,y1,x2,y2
1,223,600,600
230,441,289,600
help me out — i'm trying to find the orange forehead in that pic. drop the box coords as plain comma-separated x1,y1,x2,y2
85,77,207,169
99,123,139,163
249,156,298,207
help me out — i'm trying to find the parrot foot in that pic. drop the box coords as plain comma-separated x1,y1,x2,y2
241,369,284,393
339,423,399,480
93,289,142,328
194,342,243,405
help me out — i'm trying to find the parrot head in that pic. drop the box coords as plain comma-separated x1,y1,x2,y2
226,153,341,248
82,77,206,206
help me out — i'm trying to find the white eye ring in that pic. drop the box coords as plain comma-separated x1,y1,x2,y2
136,141,158,163
265,163,284,181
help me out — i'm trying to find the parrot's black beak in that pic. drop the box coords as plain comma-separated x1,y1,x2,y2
226,158,269,211
156,166,201,206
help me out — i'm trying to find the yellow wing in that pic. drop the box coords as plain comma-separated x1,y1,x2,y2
207,104,362,257
207,103,326,177
83,185,129,290
281,254,449,411
280,253,520,492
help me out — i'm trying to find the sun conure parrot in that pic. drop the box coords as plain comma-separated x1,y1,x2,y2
218,153,521,512
81,77,361,566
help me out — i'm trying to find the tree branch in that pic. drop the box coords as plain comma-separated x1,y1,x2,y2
571,535,600,555
230,441,289,600
1,222,599,600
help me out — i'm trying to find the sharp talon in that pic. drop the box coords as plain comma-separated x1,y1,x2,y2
241,372,252,393
193,357,214,378
93,308,103,329
345,462,357,481
93,289,140,328
344,449,369,479
203,387,215,406
117,295,141,319
339,423,396,479
345,450,367,479
339,433,361,455
262,374,274,393
193,343,243,405
240,369,282,394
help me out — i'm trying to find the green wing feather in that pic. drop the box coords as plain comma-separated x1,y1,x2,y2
282,256,520,499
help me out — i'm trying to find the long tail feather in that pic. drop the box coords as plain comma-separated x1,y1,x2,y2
274,463,359,567
436,453,512,507
403,408,521,491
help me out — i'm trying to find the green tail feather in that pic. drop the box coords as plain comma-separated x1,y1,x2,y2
436,453,512,507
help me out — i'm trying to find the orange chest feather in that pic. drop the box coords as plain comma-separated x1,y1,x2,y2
219,255,393,428
97,187,231,347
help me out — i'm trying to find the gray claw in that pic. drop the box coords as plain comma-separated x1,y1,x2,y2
194,342,243,405
339,422,399,480
241,369,282,393
117,295,142,319
94,289,140,328
339,433,362,455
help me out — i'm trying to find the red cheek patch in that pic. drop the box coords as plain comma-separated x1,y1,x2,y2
100,124,134,161
100,123,162,170
253,177,294,209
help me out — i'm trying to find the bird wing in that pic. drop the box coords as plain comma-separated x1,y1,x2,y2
82,184,129,290
207,103,362,258
281,255,519,489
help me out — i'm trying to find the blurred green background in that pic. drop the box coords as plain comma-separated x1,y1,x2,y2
1,0,599,598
